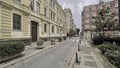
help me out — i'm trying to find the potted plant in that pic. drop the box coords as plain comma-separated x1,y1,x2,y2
0,41,25,63
36,39,44,49
63,37,67,40
58,37,62,42
51,39,56,45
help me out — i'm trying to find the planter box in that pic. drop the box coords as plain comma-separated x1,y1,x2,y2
51,42,55,45
0,52,21,63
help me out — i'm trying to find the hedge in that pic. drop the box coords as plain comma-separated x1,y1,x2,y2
0,41,25,57
98,43,120,68
92,35,120,46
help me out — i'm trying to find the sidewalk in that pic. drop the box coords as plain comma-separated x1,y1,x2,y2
74,38,116,68
0,41,56,68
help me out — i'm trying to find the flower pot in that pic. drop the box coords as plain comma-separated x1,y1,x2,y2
51,42,55,45
36,45,44,49
0,52,21,63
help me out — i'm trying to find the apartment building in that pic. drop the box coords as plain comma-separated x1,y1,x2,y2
64,8,75,35
0,0,68,43
82,0,118,40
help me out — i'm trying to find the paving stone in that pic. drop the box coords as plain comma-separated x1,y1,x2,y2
84,55,94,60
85,60,97,67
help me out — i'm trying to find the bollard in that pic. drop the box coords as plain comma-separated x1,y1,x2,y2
79,39,81,44
75,52,79,63
78,45,80,51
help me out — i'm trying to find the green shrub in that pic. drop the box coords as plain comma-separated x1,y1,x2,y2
98,43,120,54
0,41,25,57
63,37,67,40
92,35,103,45
51,39,55,45
58,37,62,42
51,38,55,42
105,51,120,68
93,35,120,46
98,43,120,68
37,39,44,46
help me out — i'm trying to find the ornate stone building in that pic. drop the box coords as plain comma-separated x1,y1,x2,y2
0,0,70,43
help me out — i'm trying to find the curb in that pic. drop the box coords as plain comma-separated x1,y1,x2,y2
68,45,78,68
1,45,56,68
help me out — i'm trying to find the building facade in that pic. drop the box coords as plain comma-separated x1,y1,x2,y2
0,0,69,43
82,0,118,40
64,8,76,35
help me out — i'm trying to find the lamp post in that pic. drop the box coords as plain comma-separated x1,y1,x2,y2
119,0,120,26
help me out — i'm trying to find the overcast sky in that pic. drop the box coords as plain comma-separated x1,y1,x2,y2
57,0,113,29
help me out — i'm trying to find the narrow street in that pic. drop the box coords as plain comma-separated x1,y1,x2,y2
6,37,79,68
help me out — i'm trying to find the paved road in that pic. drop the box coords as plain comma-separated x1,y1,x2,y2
7,37,79,68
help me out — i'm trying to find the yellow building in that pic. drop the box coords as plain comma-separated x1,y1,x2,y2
0,0,67,43
0,0,30,43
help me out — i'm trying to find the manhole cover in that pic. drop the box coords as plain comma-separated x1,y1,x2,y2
84,56,94,60
85,60,97,67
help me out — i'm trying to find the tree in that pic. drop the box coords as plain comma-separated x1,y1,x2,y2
92,1,118,36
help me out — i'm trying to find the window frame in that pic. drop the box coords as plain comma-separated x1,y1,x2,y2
13,14,22,30
44,23,47,33
44,7,47,16
36,2,40,13
52,26,54,33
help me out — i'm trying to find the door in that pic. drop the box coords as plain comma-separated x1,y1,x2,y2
31,21,38,42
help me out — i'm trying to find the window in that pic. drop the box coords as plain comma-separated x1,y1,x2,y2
16,0,21,2
53,2,55,9
85,8,89,11
36,2,40,13
99,6,102,9
86,19,89,23
92,12,96,16
13,0,22,4
53,14,55,21
86,13,89,17
44,23,47,33
116,8,118,14
50,0,53,7
115,1,118,7
13,14,21,30
57,28,59,34
51,12,53,20
57,17,59,23
85,25,89,29
92,7,96,11
106,4,111,8
44,7,47,16
52,26,54,33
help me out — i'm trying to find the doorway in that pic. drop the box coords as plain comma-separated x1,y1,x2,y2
31,21,38,42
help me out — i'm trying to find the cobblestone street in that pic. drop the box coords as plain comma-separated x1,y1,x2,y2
6,37,79,68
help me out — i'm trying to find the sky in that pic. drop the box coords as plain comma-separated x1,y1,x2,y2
57,0,113,29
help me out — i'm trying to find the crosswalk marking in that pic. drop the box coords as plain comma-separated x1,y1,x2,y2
72,39,75,41
68,39,79,43
76,40,79,42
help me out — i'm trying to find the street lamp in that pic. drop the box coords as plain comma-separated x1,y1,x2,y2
119,0,120,26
